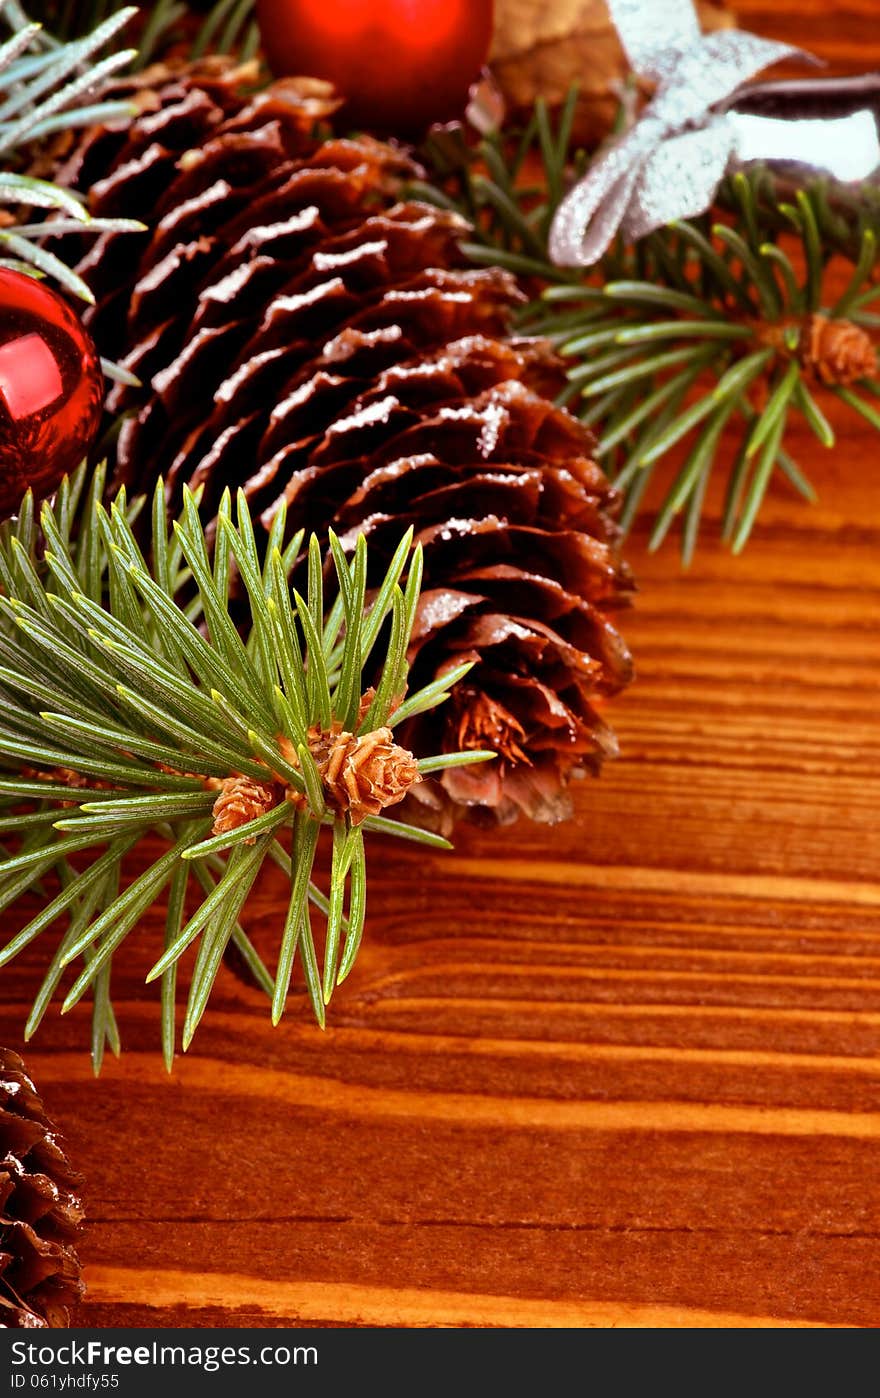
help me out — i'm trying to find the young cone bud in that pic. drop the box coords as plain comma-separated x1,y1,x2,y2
211,775,281,841
802,313,877,385
313,725,421,824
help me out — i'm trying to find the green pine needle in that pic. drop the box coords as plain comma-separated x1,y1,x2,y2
20,0,260,66
417,92,880,561
0,4,144,297
0,465,493,1063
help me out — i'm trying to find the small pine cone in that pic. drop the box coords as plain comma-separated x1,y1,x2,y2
311,724,421,824
45,59,633,827
0,1049,84,1329
801,313,877,385
211,775,280,839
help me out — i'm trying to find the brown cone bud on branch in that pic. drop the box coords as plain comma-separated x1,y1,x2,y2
801,313,877,385
211,775,282,840
211,719,421,832
296,723,421,824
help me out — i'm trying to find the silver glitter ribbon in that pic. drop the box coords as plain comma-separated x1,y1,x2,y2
549,0,880,267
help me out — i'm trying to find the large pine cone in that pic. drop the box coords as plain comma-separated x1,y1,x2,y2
0,1049,84,1328
48,59,633,827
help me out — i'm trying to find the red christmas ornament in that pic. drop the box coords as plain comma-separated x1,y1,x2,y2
255,0,494,135
0,268,104,517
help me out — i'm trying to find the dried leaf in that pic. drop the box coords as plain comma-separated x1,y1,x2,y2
489,0,735,145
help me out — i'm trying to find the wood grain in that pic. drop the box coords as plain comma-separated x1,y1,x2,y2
3,1,880,1332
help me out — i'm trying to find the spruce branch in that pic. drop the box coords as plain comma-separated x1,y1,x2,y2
417,94,880,561
0,465,492,1070
23,0,261,66
0,2,143,305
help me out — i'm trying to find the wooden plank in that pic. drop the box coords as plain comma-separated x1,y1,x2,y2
3,0,880,1332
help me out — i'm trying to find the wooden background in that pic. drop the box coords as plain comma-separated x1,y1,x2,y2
4,0,880,1331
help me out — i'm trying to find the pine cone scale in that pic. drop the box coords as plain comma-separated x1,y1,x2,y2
0,1051,84,1329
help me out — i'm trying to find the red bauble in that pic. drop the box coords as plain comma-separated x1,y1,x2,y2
255,0,494,135
0,268,104,516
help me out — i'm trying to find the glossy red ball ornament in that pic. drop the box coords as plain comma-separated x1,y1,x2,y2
0,268,104,517
256,0,494,135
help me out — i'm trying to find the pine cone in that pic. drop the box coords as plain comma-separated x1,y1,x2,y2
0,1049,84,1329
46,60,633,827
801,313,877,385
306,723,421,823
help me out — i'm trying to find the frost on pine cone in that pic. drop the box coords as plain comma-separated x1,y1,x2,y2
46,58,633,827
0,1050,84,1328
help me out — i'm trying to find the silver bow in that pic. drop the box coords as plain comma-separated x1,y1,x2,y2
549,0,880,267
